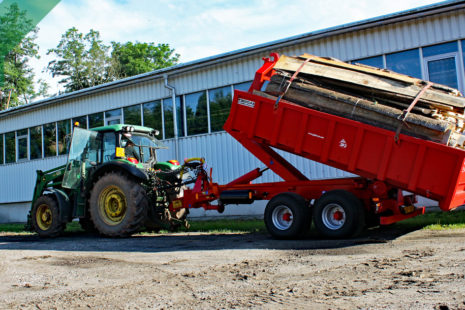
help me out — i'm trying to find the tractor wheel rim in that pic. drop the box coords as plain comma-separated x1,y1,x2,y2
321,203,345,230
271,205,294,230
36,204,53,231
99,185,127,225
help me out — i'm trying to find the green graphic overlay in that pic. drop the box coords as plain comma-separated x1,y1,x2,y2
0,0,60,86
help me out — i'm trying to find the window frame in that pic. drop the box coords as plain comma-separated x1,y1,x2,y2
423,51,463,93
16,129,29,161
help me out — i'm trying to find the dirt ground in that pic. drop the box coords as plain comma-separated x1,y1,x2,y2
0,227,464,310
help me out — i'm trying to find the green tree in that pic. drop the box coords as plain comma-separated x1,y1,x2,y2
110,42,179,79
47,28,180,93
0,3,41,109
47,27,111,92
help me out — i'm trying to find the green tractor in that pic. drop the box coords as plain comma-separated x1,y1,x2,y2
28,124,195,237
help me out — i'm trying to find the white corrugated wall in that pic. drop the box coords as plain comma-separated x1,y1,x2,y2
1,8,464,221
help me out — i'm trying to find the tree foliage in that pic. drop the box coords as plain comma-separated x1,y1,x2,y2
111,42,179,79
0,3,44,109
47,27,112,92
47,28,180,92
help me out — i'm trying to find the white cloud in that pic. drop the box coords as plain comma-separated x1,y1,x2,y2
30,0,440,95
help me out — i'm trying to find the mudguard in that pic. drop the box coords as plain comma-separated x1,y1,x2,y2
48,189,72,222
92,161,149,182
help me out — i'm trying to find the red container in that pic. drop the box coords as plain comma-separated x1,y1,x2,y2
224,89,465,211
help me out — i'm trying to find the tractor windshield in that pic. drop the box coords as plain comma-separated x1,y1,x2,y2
125,133,166,164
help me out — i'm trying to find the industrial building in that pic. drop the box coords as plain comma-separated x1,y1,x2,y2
1,0,465,222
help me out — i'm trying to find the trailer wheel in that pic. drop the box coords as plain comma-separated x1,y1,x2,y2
313,190,365,238
31,195,65,238
264,193,311,239
89,172,148,237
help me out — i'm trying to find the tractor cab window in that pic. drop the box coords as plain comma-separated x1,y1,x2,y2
103,132,116,162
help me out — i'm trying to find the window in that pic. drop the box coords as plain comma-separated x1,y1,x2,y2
423,42,461,91
185,91,208,136
58,119,71,155
17,129,28,160
72,116,88,129
352,56,384,68
30,126,42,160
89,112,104,128
105,108,122,125
233,81,253,92
143,100,162,136
0,134,3,164
43,122,57,157
163,96,184,139
386,49,421,78
102,132,116,162
124,105,141,125
423,41,458,58
5,132,15,163
209,86,232,132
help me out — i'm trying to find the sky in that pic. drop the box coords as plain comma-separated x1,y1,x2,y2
30,0,443,95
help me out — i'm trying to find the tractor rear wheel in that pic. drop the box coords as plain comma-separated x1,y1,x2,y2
89,172,148,237
31,195,65,238
264,193,311,239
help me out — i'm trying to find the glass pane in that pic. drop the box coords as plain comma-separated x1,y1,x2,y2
30,126,42,160
103,132,116,162
143,101,162,135
352,56,384,68
58,119,71,155
62,127,100,189
105,108,122,125
163,97,183,138
43,122,57,157
209,86,232,132
5,132,15,163
17,129,28,160
124,105,141,125
185,91,208,136
0,134,3,164
386,49,421,78
427,57,458,89
89,112,104,128
233,81,252,92
72,116,87,129
423,41,458,58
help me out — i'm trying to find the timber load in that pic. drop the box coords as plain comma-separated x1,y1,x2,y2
263,53,465,148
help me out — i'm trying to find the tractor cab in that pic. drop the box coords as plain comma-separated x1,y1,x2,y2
62,124,167,190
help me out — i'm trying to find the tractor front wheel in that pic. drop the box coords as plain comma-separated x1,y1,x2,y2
89,172,148,237
31,195,65,238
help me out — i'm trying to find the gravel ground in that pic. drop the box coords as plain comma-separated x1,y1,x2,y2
0,227,464,309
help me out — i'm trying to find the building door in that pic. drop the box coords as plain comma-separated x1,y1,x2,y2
423,52,463,93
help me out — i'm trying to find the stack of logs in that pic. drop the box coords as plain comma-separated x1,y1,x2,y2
263,53,465,149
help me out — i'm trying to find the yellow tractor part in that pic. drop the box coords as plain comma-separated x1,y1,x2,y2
36,204,53,231
98,185,127,225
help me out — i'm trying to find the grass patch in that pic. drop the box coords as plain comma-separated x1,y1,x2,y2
0,219,266,235
181,219,265,234
393,209,465,230
2,211,465,235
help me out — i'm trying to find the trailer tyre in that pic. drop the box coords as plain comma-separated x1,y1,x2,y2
89,172,148,237
31,195,65,238
264,193,311,239
313,190,365,238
